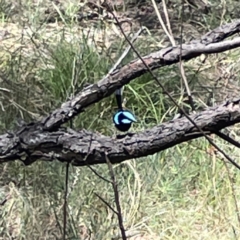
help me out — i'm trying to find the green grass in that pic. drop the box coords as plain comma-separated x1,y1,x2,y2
1,0,240,239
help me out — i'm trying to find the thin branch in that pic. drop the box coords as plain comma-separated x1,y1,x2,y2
105,153,126,240
222,157,240,239
159,0,195,110
94,192,118,215
106,27,144,77
87,165,112,184
63,162,69,240
151,0,175,45
215,131,240,149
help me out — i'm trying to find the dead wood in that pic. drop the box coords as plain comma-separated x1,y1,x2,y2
1,20,240,166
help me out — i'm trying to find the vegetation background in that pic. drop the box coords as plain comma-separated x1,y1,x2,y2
1,0,240,239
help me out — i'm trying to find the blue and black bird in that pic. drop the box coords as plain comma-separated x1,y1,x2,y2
113,88,137,132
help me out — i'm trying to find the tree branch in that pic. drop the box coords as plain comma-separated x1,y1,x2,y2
1,99,240,166
1,21,240,166
42,19,240,131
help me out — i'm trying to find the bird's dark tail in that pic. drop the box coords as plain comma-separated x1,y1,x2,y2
115,88,123,110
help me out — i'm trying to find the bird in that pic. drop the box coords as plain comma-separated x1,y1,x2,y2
113,88,137,132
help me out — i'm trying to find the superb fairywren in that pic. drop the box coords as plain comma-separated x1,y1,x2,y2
113,88,137,132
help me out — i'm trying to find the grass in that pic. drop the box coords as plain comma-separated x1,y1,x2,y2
1,0,240,239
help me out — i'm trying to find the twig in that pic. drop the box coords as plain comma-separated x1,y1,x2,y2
215,131,240,149
94,192,118,215
105,153,126,240
63,161,70,240
87,165,112,184
150,0,175,45
106,28,144,77
223,160,240,239
155,0,194,111
106,27,144,99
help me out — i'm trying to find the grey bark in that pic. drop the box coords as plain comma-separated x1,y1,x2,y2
1,20,240,166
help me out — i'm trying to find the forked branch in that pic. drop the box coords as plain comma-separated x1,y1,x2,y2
1,20,240,166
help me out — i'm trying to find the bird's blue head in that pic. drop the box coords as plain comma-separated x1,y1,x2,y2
113,109,137,132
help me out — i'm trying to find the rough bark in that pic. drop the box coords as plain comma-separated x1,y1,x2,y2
42,19,240,131
1,99,240,166
1,20,240,166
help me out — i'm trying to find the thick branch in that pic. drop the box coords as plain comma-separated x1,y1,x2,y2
1,21,240,167
1,99,240,166
42,19,240,130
